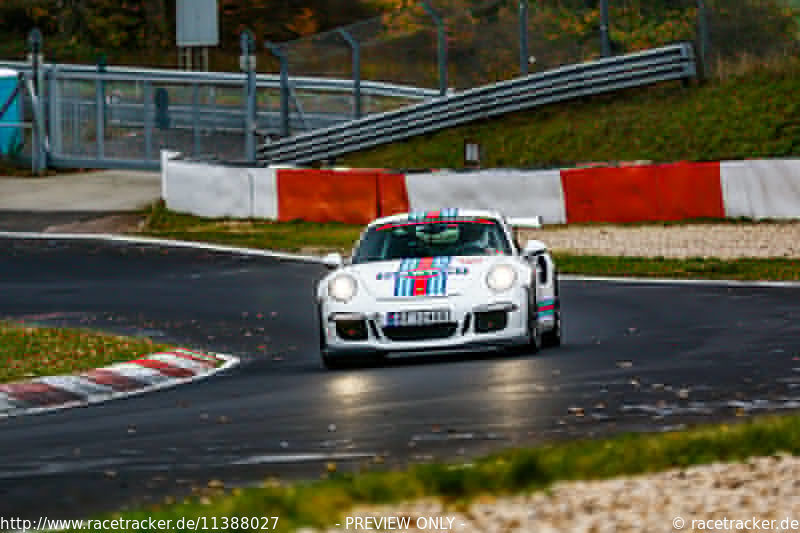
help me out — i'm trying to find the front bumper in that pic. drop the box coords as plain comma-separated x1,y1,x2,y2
321,289,530,356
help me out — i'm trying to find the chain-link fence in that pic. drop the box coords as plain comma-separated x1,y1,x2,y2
705,0,800,77
279,0,800,92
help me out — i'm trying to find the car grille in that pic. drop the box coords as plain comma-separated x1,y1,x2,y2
382,323,458,341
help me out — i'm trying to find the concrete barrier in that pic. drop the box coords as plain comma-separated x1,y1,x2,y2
721,159,800,219
405,170,567,224
161,155,800,224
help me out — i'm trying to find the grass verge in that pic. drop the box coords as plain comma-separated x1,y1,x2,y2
140,203,363,254
0,321,173,384
138,205,800,281
555,253,800,281
77,414,800,532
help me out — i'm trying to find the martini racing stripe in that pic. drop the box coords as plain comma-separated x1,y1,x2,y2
426,256,452,296
393,257,455,297
394,258,420,297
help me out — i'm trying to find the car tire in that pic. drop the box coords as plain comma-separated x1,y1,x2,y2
542,274,562,348
542,309,562,348
322,351,385,370
527,297,542,354
322,351,348,370
318,306,343,370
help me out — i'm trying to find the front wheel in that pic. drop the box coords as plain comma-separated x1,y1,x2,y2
527,301,542,354
542,309,562,347
542,274,562,348
318,306,344,370
322,351,385,370
322,351,347,370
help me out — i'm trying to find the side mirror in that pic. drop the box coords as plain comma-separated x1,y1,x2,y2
322,252,343,269
523,239,547,257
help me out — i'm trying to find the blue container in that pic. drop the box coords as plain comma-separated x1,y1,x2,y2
0,68,21,156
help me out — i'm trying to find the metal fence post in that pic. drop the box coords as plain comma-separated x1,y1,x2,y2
265,41,290,138
95,54,106,159
241,30,257,162
519,0,529,76
48,66,62,157
28,28,45,173
338,30,362,120
697,0,710,79
192,83,201,157
422,1,448,96
144,81,153,161
600,0,612,57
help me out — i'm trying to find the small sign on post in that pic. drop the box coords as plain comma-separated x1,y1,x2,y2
464,140,481,168
176,0,219,47
176,0,218,71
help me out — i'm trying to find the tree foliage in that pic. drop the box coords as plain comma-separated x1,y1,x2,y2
0,0,377,57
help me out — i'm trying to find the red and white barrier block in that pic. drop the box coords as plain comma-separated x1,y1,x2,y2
0,349,237,418
162,154,800,225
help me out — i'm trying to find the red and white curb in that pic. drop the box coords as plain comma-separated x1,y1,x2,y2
0,348,239,419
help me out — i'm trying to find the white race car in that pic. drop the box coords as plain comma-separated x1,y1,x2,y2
316,209,561,369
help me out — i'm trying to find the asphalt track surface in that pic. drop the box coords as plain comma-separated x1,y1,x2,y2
1,237,799,520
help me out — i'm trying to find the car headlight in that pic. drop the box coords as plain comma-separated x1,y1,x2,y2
328,274,357,302
486,264,517,292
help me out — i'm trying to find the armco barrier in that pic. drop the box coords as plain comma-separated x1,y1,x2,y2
259,44,697,165
162,154,800,225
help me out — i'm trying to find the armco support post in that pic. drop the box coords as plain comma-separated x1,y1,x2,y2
697,0,710,79
265,41,290,139
241,30,257,162
422,1,448,96
519,0,529,76
338,29,362,120
600,0,611,58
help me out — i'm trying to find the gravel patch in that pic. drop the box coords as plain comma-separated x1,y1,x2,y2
306,454,800,532
518,223,800,259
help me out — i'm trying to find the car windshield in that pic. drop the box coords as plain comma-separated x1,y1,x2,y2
351,218,512,264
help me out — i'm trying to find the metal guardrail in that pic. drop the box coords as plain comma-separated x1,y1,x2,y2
0,61,438,100
0,58,438,170
258,43,697,165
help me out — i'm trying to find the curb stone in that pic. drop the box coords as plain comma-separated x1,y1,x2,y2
0,349,239,419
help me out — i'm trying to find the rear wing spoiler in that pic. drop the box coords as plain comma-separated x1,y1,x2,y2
508,216,542,229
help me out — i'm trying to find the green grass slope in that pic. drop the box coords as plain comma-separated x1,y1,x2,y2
341,61,800,169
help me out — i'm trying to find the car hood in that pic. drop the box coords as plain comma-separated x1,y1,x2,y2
347,256,507,300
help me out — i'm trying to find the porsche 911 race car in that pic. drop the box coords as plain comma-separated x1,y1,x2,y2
316,209,561,369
